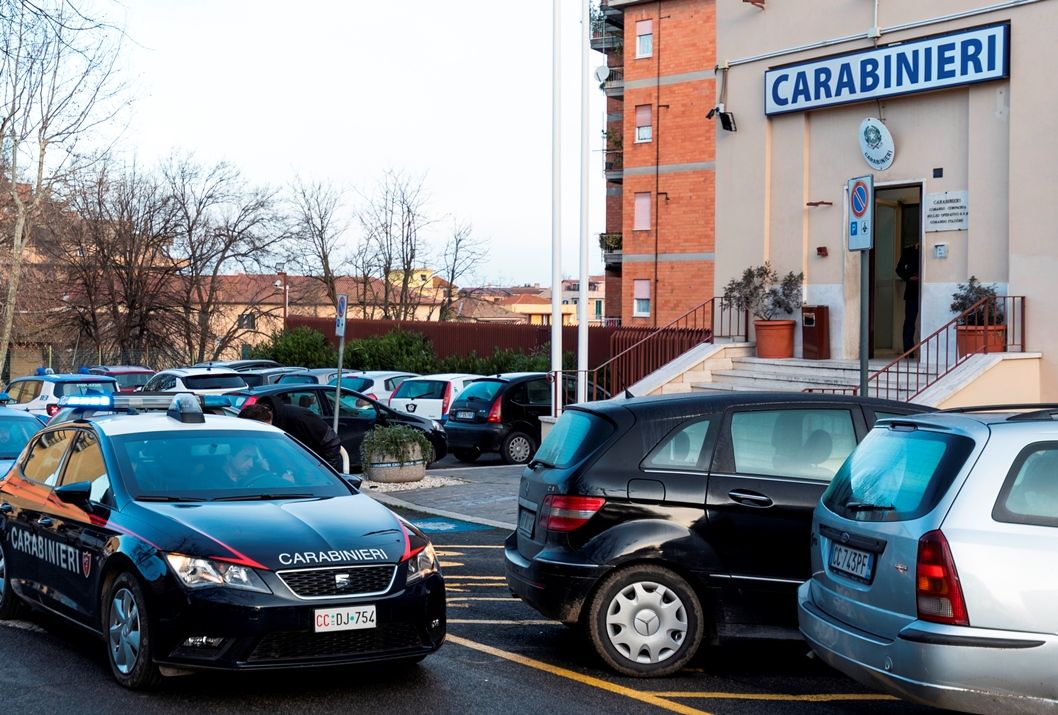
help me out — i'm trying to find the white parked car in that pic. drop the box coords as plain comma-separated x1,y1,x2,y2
330,371,418,403
3,373,118,417
388,373,484,422
141,368,247,395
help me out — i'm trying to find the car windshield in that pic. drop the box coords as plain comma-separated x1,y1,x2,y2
0,417,39,459
183,374,247,390
822,425,975,522
113,373,152,389
111,430,349,501
54,381,117,397
393,380,445,400
332,376,372,392
533,409,614,468
458,380,504,403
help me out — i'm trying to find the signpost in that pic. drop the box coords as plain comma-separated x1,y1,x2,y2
847,176,874,395
334,294,347,435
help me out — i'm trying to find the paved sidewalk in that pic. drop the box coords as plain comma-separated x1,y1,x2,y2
364,463,523,530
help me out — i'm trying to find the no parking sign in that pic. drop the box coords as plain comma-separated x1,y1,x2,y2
847,175,874,251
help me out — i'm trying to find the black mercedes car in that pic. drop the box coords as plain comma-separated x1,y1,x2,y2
505,392,928,677
0,394,445,688
225,384,448,470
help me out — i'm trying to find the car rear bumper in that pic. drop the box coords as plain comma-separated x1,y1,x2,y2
504,532,607,624
445,422,506,453
798,581,1058,714
152,573,446,670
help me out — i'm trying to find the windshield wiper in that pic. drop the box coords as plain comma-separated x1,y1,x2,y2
846,501,895,512
137,495,207,502
211,493,315,502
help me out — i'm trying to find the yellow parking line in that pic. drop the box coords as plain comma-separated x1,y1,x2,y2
448,597,520,602
449,619,558,625
446,583,508,588
447,635,713,715
655,692,898,702
444,575,505,580
436,545,504,549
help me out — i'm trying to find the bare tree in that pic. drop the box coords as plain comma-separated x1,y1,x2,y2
0,0,125,374
164,155,282,363
437,219,486,321
283,177,348,310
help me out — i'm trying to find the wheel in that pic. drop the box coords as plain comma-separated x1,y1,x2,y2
501,432,535,465
0,540,24,620
452,449,480,464
586,564,704,677
105,572,161,690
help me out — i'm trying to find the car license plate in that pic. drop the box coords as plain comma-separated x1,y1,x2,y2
314,605,377,633
456,410,474,420
518,507,535,538
829,543,874,582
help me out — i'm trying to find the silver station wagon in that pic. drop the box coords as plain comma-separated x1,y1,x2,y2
798,407,1058,714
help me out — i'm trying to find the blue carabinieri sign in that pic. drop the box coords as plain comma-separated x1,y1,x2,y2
765,22,1009,116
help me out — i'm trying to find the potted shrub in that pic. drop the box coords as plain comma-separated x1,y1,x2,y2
951,276,1006,358
360,425,434,484
723,262,803,359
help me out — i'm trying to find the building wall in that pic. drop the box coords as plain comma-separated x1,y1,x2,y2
716,1,1057,394
616,0,717,326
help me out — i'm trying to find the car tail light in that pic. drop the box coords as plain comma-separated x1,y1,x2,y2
916,529,969,626
46,403,60,417
367,393,377,402
540,495,606,532
441,382,453,416
242,396,257,408
486,399,502,423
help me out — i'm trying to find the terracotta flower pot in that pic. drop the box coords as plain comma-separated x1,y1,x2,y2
955,325,1006,359
754,319,796,359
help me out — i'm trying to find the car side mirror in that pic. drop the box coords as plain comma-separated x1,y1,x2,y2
55,480,92,508
0,392,10,404
342,473,364,490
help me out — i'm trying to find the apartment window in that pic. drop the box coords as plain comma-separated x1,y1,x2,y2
237,312,256,330
635,105,652,143
633,280,651,317
636,20,653,58
634,192,651,231
594,299,603,318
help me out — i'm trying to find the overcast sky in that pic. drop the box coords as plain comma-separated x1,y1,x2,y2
112,1,607,288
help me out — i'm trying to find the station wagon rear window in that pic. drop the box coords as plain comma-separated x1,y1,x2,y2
823,426,974,522
54,381,117,397
183,375,247,390
334,377,372,393
393,380,445,400
458,380,505,404
533,410,614,468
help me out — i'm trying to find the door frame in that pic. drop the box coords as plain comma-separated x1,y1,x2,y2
868,182,923,359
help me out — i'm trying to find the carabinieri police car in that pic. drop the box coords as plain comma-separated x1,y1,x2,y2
0,394,445,688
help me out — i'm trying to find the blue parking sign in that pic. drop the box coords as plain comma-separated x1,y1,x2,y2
850,222,857,237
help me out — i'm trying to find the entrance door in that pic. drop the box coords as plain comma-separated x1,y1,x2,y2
870,186,921,358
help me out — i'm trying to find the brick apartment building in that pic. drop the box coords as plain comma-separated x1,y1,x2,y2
594,0,716,327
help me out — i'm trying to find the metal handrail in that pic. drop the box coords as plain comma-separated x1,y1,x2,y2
803,295,1025,400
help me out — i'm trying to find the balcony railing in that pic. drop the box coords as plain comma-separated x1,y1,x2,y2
603,149,623,179
598,232,622,252
602,66,624,96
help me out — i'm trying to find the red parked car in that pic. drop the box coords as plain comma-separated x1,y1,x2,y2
89,365,155,393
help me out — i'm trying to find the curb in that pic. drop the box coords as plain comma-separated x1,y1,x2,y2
369,492,517,531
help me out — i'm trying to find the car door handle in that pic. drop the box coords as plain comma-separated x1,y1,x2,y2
36,516,54,528
0,503,11,514
728,490,774,508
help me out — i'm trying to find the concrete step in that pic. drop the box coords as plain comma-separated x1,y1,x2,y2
689,379,915,399
711,369,859,388
731,356,937,379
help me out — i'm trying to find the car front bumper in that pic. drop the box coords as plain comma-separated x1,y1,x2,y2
504,532,607,624
798,581,1058,714
152,572,446,671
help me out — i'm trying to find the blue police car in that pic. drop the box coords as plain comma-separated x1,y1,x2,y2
0,394,445,688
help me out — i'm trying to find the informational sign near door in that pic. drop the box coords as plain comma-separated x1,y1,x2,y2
847,175,874,251
924,191,968,232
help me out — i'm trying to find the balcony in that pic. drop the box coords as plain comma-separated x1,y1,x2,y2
601,66,624,97
599,232,622,268
603,150,622,183
590,5,623,53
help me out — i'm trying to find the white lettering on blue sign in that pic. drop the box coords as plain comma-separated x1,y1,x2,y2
765,23,1008,116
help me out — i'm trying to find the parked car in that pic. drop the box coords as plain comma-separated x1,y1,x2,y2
330,371,418,403
505,391,929,676
191,359,282,371
88,365,155,393
238,366,307,388
0,406,44,474
445,372,608,465
799,406,1058,714
225,383,447,471
46,392,234,427
388,373,483,422
277,368,362,386
2,374,119,417
141,368,247,395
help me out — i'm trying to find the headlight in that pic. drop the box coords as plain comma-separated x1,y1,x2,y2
405,542,439,584
430,420,442,431
166,553,271,593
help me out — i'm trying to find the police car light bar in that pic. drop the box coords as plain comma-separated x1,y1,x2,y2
59,395,115,408
167,393,205,424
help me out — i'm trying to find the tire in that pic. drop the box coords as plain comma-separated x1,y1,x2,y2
452,449,480,464
501,432,535,465
0,540,25,620
104,572,161,690
586,564,704,677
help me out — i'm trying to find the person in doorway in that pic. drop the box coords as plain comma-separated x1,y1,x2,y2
238,400,343,471
896,243,920,355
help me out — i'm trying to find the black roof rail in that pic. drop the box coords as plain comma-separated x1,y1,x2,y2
937,404,1058,414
